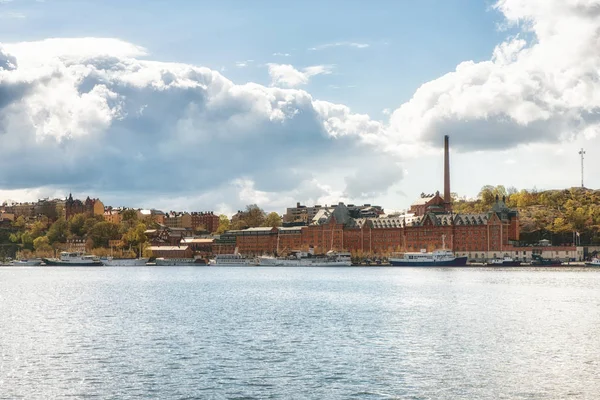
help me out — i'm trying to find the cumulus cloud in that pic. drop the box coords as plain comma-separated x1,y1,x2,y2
388,0,600,151
3,0,600,211
267,63,334,87
344,158,404,198
0,38,386,212
309,42,370,51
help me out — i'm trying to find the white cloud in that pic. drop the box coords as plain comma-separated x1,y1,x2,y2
272,52,291,57
309,42,370,51
388,0,600,151
0,38,384,212
267,63,334,87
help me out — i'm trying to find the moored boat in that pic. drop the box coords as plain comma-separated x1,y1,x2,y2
585,258,600,267
11,258,43,266
42,252,103,266
389,249,468,267
209,253,256,266
153,256,209,266
531,254,563,266
487,256,522,266
100,257,149,266
257,250,351,267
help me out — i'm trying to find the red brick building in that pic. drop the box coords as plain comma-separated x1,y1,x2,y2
65,194,103,220
191,212,219,233
228,197,519,259
227,136,521,261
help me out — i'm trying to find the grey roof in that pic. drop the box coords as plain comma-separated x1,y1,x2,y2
454,213,489,226
369,217,405,229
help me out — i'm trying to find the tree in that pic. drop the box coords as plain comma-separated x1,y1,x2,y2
33,236,52,253
47,219,69,244
69,214,87,237
29,218,48,239
121,209,138,229
231,204,266,229
122,222,148,255
12,216,26,230
262,212,282,227
89,222,121,248
216,215,230,234
230,218,248,230
83,215,105,236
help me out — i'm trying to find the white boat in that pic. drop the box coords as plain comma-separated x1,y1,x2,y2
42,252,103,266
100,257,149,266
257,250,352,267
11,259,43,266
585,258,600,266
389,249,467,267
209,253,256,266
154,257,208,266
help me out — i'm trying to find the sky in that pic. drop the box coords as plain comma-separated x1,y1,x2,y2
1,0,599,216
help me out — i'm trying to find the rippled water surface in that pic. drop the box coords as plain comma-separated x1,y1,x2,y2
1,266,600,399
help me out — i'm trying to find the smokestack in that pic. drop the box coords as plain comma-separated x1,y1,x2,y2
444,135,450,204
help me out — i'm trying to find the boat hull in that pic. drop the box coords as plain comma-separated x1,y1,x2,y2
102,258,149,266
257,257,351,267
489,261,523,267
42,259,103,266
585,262,600,267
389,256,468,267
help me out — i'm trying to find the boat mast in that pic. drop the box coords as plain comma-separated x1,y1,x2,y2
442,234,446,250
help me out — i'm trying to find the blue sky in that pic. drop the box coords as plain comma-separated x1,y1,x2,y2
0,0,506,117
0,0,598,214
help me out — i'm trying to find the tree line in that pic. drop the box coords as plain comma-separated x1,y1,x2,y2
4,209,152,258
453,185,600,245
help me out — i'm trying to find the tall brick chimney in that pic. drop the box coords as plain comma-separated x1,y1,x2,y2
444,135,450,204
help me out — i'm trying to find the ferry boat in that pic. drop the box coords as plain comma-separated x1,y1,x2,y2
389,249,467,267
585,258,600,267
487,256,522,266
257,250,352,267
209,253,256,266
42,252,103,266
100,257,150,266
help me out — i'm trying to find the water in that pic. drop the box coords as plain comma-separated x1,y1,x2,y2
1,266,599,399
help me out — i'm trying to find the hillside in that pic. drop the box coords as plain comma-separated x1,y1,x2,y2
452,186,600,245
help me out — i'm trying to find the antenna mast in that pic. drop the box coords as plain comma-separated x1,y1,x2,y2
579,148,586,188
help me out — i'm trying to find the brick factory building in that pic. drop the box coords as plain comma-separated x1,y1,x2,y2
228,135,526,261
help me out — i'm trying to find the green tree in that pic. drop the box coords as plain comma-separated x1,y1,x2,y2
33,236,52,253
262,212,282,227
216,215,230,234
89,222,121,248
47,218,69,244
121,209,138,230
12,216,26,230
69,214,87,237
29,218,48,239
83,215,104,236
122,222,148,254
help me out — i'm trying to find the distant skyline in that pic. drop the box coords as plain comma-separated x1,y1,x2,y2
1,0,599,215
